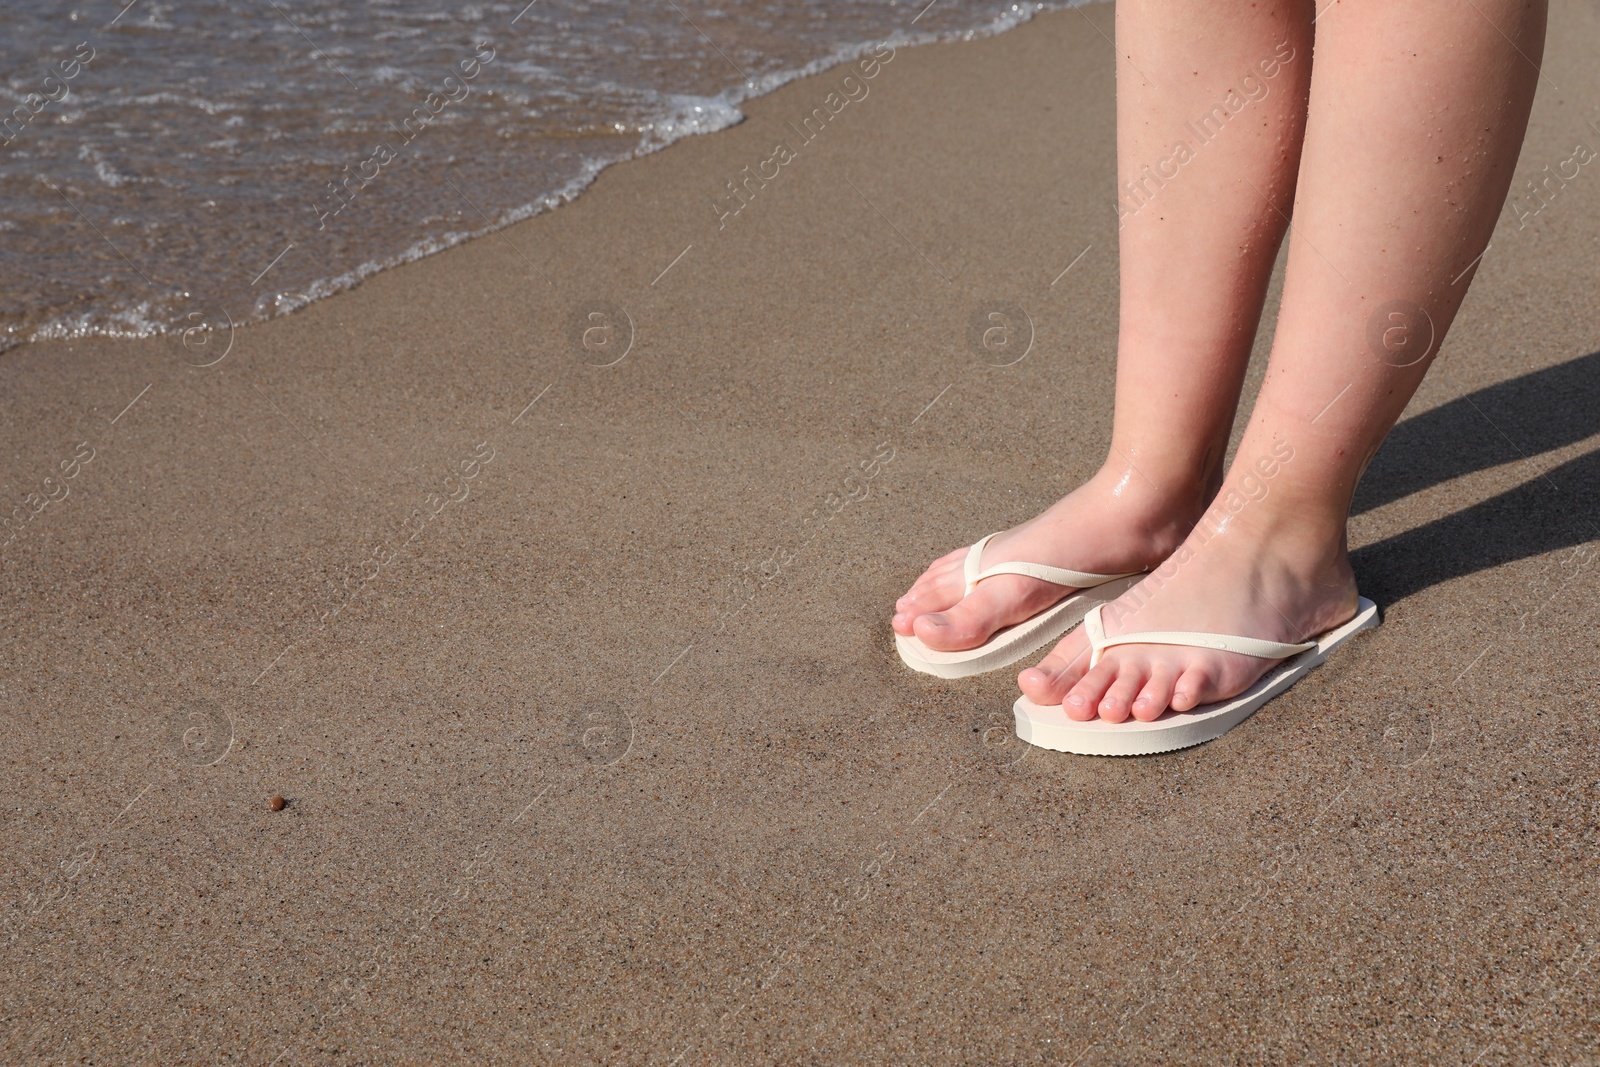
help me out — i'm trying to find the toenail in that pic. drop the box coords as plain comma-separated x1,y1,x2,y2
1066,693,1086,707
924,614,947,627
1133,698,1148,709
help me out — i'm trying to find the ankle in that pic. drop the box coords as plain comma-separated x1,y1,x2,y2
1067,462,1214,564
1188,498,1354,591
1097,445,1218,508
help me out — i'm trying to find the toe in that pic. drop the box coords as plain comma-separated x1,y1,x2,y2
894,551,966,626
1065,660,1119,722
910,600,986,651
1169,663,1214,713
1096,663,1147,724
1018,633,1091,706
896,578,957,619
913,579,1049,652
910,610,963,649
1131,664,1179,721
896,568,949,612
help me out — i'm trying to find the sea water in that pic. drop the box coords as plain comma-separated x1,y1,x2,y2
0,0,1071,353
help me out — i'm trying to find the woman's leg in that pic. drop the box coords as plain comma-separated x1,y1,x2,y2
893,1,1313,651
1020,0,1548,720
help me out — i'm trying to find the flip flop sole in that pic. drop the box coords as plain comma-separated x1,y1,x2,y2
897,574,1144,679
1012,598,1380,755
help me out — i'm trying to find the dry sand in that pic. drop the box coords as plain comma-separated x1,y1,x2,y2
5,3,1600,1063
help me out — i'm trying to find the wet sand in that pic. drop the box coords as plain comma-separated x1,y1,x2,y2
5,3,1600,1063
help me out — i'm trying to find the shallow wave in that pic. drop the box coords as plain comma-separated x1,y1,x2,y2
1,0,1081,354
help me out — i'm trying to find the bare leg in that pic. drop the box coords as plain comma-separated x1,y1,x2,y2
894,1,1313,651
1020,0,1547,721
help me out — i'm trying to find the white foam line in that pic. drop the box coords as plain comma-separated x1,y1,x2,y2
35,8,1084,354
110,383,151,424
651,244,693,287
443,176,554,286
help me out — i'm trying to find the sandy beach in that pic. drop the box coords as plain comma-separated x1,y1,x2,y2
5,2,1600,1063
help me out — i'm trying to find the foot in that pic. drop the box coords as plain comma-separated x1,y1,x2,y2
1016,513,1359,722
891,467,1205,653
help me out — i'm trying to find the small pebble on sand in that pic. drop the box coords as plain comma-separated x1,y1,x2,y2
268,795,286,811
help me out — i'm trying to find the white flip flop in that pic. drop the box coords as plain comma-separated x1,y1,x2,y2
1013,596,1380,756
896,532,1142,679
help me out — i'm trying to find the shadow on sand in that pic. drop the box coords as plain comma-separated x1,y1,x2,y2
1350,348,1600,605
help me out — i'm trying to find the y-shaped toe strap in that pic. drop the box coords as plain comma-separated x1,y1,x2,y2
962,532,1137,597
1081,602,1317,669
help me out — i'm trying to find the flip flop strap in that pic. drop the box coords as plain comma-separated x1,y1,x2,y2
1082,603,1317,669
962,532,1136,597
